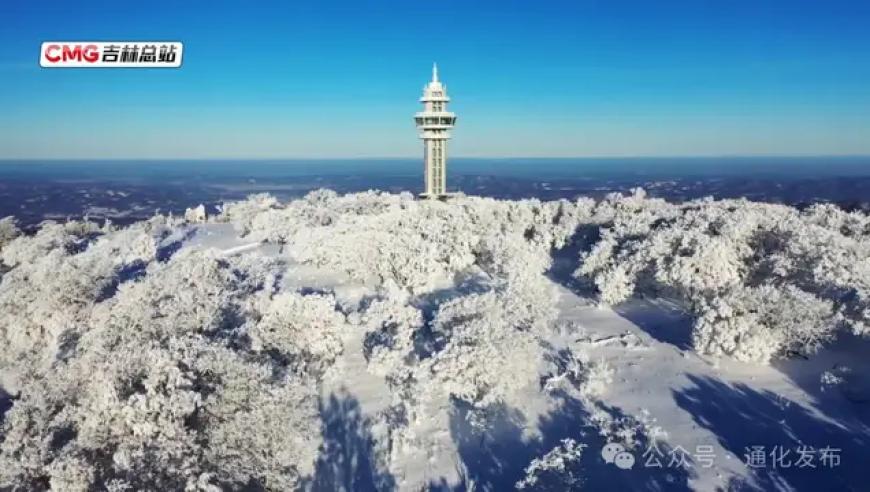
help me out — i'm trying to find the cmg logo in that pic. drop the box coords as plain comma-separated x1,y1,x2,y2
42,44,100,64
39,41,183,68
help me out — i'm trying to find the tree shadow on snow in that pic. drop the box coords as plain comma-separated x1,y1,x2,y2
410,273,493,360
413,272,492,324
546,223,695,352
95,228,198,302
95,259,150,302
674,374,870,491
440,393,692,491
156,227,197,262
302,392,396,492
772,332,870,432
0,386,13,426
545,224,602,298
614,299,694,351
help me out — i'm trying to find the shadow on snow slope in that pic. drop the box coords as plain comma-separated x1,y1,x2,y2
0,385,12,426
440,392,692,491
302,392,396,492
773,332,870,433
545,224,695,351
614,299,694,351
674,374,870,492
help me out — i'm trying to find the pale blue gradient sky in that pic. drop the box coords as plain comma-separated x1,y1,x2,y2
1,0,869,158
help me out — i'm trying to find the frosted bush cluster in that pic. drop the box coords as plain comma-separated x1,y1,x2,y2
515,438,586,489
80,249,325,490
215,192,280,234
228,190,587,294
423,286,547,408
0,220,337,490
0,191,588,490
246,290,347,376
0,216,20,252
542,349,614,400
353,293,423,382
590,408,666,451
577,189,870,362
0,219,161,373
2,188,868,490
218,191,599,478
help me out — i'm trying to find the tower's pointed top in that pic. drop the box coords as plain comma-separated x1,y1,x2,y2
432,62,438,82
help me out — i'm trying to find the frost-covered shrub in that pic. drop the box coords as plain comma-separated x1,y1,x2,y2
0,220,98,267
576,191,870,363
1,339,321,490
0,221,162,372
516,439,585,490
222,190,417,243
354,294,424,383
288,199,479,294
423,288,546,408
692,284,837,362
0,247,322,491
219,191,588,296
246,291,346,375
542,349,614,399
216,192,280,233
88,249,246,345
589,408,666,452
0,216,20,252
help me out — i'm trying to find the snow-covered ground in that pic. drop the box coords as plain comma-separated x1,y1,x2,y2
1,190,868,491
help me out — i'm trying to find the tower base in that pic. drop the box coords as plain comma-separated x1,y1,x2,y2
418,192,456,201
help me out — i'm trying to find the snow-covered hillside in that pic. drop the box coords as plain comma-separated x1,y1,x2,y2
1,190,868,491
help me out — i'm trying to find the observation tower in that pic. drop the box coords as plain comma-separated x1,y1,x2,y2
414,63,457,198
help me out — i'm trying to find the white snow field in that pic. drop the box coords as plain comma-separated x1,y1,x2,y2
1,190,869,491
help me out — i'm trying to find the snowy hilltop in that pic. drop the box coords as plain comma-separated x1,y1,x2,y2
1,189,869,491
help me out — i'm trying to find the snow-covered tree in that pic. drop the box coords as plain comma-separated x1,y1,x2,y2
0,216,19,253
423,289,545,408
576,191,870,363
0,247,323,490
246,290,346,376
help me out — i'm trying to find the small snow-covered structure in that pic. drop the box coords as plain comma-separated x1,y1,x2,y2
184,204,207,223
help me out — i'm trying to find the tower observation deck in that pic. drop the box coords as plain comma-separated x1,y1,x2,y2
414,63,457,198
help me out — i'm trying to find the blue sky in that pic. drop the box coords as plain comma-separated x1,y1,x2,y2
1,0,869,158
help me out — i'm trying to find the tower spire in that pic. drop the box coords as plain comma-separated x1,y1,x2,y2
432,62,438,82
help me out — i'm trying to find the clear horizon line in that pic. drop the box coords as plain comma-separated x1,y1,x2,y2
2,153,870,162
